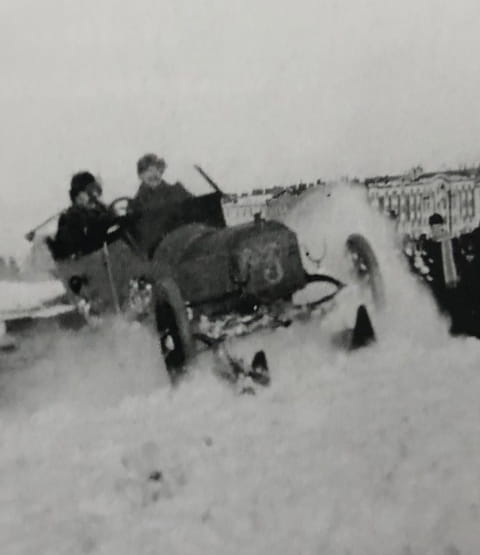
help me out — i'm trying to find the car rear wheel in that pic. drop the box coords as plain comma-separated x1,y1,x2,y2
345,233,385,309
153,277,193,383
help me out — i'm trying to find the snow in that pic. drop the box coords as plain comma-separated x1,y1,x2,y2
1,184,480,554
0,280,65,315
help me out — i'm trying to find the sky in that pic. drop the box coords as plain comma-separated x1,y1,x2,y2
2,0,480,250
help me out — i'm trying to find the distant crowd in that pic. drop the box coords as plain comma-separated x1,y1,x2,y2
402,213,480,337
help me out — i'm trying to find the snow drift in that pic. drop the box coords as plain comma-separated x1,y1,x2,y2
1,183,479,555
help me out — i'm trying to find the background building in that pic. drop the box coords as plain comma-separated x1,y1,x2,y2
222,193,270,226
365,169,480,238
222,180,323,225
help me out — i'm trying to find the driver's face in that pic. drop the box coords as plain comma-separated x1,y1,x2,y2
139,165,165,188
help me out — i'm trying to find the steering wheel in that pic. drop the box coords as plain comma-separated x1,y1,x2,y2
108,196,134,217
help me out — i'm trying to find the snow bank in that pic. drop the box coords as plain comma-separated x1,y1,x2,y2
0,279,65,314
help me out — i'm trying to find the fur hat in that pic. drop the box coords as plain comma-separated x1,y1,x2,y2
70,171,96,202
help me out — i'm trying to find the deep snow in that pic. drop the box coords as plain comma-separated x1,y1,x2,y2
0,280,65,315
1,184,480,555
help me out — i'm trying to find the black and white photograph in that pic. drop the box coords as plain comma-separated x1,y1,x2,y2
2,1,480,553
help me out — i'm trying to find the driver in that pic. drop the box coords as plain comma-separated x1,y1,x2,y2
52,171,118,259
130,153,193,214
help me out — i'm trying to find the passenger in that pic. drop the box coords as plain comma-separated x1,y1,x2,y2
130,153,193,214
52,172,117,259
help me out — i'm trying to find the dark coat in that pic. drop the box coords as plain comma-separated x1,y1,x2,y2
455,231,480,336
419,237,463,292
417,236,470,333
52,203,117,259
128,181,194,254
130,181,193,215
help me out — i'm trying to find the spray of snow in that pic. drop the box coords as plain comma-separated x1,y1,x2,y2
284,182,450,345
1,184,479,555
0,280,64,313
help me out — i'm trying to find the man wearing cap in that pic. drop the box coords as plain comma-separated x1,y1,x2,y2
415,212,465,332
419,213,461,288
52,171,117,259
130,153,193,214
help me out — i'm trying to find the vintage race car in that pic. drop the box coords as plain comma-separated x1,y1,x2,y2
43,170,385,386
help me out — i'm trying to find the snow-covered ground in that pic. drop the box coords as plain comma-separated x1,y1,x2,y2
1,184,480,554
0,280,65,315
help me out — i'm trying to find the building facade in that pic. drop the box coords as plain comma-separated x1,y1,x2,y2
222,195,270,226
222,181,322,225
365,170,480,238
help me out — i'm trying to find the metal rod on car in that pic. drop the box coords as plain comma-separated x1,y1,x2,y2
102,242,121,314
194,165,223,195
24,212,63,242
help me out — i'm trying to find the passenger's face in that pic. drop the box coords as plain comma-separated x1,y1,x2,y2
139,165,165,188
74,191,91,207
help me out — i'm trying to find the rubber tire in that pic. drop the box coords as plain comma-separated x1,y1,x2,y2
345,233,385,309
153,276,193,382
